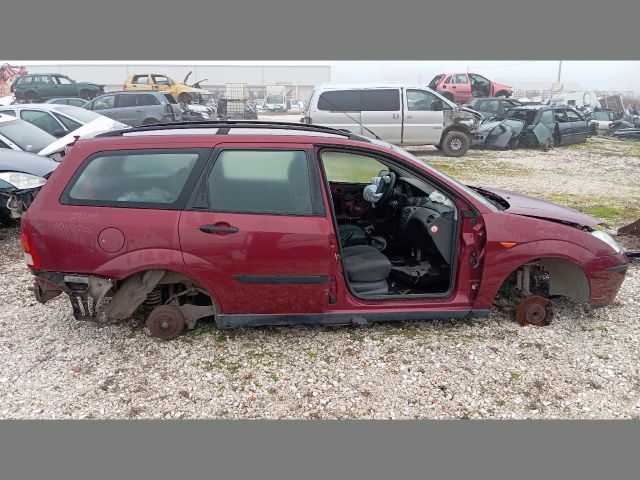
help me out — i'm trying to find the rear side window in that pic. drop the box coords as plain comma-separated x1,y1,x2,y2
540,110,554,124
63,149,208,208
317,90,361,112
139,94,160,106
117,94,138,108
361,89,400,111
132,75,149,85
208,150,315,215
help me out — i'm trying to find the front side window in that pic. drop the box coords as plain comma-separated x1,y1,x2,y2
208,150,314,215
554,110,569,123
65,150,205,207
317,90,361,112
480,99,500,113
361,89,400,111
20,110,63,136
321,150,386,184
53,113,82,131
138,94,160,106
92,94,116,110
565,109,583,121
152,75,173,86
406,89,444,111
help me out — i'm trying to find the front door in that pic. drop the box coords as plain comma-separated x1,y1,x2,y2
566,108,588,144
553,109,573,145
179,145,334,315
402,88,445,145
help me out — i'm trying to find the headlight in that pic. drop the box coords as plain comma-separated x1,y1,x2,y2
0,172,46,189
591,230,623,254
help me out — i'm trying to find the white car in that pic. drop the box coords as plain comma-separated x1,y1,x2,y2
0,104,127,139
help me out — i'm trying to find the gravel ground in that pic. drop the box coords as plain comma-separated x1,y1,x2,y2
1,138,639,419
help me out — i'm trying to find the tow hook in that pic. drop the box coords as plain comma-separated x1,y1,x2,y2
625,251,640,262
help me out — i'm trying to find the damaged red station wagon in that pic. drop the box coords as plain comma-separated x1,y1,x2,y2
21,121,631,339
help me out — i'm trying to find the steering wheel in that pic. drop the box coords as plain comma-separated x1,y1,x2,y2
375,170,397,205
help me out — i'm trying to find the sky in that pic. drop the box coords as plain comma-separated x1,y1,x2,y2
10,60,640,94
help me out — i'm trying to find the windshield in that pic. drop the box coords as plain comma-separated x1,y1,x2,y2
379,141,501,211
266,95,284,104
56,105,102,123
0,119,56,153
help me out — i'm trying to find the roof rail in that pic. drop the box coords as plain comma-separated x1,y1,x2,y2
96,120,371,142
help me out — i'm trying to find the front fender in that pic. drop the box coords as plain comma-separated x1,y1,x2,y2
474,239,595,309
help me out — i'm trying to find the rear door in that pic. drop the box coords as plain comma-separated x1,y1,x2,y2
179,145,334,315
128,74,151,91
566,108,588,143
115,94,145,126
450,74,472,102
402,88,446,145
311,89,362,134
359,88,402,144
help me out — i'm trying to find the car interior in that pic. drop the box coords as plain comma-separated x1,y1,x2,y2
320,150,458,297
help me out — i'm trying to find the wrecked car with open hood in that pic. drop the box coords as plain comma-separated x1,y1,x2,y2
0,149,57,222
472,105,589,150
302,83,483,156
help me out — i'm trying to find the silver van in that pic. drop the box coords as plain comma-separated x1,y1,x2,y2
302,83,483,156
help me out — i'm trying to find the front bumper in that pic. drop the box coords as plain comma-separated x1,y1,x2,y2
0,187,41,219
582,252,631,307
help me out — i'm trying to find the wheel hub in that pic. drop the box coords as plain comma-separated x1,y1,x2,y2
516,295,553,327
146,305,185,340
450,138,462,150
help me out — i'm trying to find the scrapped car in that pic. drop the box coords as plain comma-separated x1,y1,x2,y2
84,91,182,127
0,104,128,139
429,73,513,103
0,149,57,222
123,73,212,105
0,114,60,157
217,99,258,120
473,105,589,149
585,109,617,135
303,83,483,157
21,121,633,340
43,97,88,107
12,74,104,102
464,97,521,121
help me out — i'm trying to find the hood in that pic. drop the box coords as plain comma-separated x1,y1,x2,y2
0,149,58,177
455,105,484,121
38,116,128,157
483,187,599,228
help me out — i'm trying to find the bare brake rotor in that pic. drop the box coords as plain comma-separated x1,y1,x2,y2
146,305,186,340
516,295,553,327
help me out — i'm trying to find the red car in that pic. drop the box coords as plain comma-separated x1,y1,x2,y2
429,73,513,103
21,121,631,340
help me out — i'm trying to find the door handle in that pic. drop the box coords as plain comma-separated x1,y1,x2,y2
200,223,239,235
135,109,143,112
392,113,399,119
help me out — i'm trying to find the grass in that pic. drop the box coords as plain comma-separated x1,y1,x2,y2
543,193,640,223
426,159,533,180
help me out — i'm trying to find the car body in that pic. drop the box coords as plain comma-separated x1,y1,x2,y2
0,149,57,221
43,97,88,107
476,105,589,148
464,97,522,121
123,73,212,105
0,104,128,139
586,109,617,134
429,73,513,103
12,74,104,103
84,91,182,127
21,121,630,339
303,83,483,157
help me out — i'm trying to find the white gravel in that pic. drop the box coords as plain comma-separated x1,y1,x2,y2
1,138,639,419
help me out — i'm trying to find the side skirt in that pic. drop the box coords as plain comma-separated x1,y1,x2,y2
216,309,491,329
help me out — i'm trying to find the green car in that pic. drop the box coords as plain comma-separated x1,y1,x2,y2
12,74,104,103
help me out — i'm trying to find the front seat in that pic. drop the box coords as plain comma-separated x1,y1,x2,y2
338,224,368,247
343,245,391,295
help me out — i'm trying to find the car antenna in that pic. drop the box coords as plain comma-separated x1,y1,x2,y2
320,94,383,140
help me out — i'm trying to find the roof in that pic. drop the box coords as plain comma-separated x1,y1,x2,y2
0,103,72,112
97,90,165,95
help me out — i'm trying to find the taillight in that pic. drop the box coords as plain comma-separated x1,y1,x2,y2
21,218,41,270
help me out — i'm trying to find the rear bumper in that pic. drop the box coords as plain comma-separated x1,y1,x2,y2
583,253,630,307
